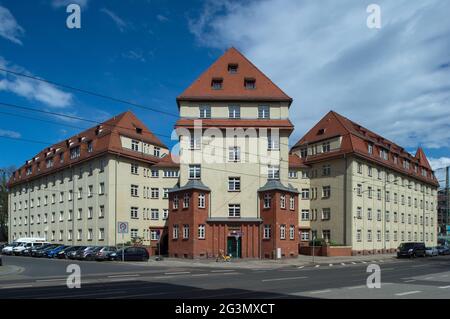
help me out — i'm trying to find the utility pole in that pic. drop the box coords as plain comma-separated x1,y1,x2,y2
446,166,450,236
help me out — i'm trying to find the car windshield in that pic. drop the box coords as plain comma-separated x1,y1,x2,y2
399,243,415,249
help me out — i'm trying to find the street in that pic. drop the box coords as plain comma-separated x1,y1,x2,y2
0,255,450,298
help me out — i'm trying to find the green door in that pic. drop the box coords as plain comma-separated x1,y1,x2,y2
227,237,241,258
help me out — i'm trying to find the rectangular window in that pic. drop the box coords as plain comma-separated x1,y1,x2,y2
289,226,295,240
258,105,270,119
131,207,138,219
228,146,241,162
99,205,104,218
131,184,139,197
211,78,223,90
99,228,105,241
301,210,310,221
228,204,241,217
263,194,271,209
288,170,298,179
199,105,211,119
289,196,295,210
280,194,286,209
267,134,280,151
131,140,139,152
163,188,169,199
198,193,206,208
151,188,159,199
173,225,179,239
173,195,179,209
189,165,201,179
263,225,271,239
70,146,80,159
190,136,201,150
321,208,331,220
151,209,159,220
322,186,331,198
280,225,286,240
163,209,168,220
198,225,205,239
301,188,309,200
131,163,139,175
183,193,190,208
183,225,190,239
322,142,330,153
267,165,280,180
153,147,160,157
228,105,240,119
228,177,241,191
131,229,138,239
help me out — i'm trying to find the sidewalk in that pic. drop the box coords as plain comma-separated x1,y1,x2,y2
146,253,397,269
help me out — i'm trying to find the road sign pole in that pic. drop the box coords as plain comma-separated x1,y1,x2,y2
122,233,124,262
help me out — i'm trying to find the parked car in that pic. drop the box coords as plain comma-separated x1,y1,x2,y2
74,246,99,261
1,242,20,255
437,246,450,255
13,241,49,256
30,244,54,257
110,247,149,261
397,242,426,258
21,242,48,256
57,246,79,259
95,246,118,261
425,246,439,257
0,243,6,251
45,245,67,258
0,254,2,266
34,245,59,258
69,246,88,260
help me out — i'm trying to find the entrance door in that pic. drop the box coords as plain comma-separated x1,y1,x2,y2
227,236,241,258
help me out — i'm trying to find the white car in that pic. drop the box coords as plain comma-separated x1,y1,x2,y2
425,246,439,257
1,243,18,255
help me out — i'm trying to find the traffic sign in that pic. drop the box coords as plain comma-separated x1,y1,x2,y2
118,222,129,234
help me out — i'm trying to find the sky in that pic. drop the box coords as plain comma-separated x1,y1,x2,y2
0,0,449,184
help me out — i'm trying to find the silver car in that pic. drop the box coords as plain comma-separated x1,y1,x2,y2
425,246,439,257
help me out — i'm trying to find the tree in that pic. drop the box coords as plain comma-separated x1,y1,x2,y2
0,166,16,242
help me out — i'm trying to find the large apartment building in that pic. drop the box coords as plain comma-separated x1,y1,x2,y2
290,111,439,254
7,111,179,254
168,47,301,259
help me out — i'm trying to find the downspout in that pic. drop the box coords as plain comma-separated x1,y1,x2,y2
71,166,75,245
115,156,118,247
28,182,31,236
343,154,348,246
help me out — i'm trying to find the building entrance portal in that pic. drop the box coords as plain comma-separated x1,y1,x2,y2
227,236,242,258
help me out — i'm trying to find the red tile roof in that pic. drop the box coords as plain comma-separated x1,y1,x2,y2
292,111,439,186
152,153,180,168
288,154,308,168
177,47,292,105
8,111,168,187
175,118,294,130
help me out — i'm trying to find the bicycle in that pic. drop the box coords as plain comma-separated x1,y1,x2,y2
216,250,232,262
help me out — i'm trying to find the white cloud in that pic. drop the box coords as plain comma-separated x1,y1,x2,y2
51,0,89,8
122,50,147,63
189,0,450,150
0,5,25,45
0,56,72,108
429,157,450,187
0,129,21,139
100,8,128,33
157,14,169,22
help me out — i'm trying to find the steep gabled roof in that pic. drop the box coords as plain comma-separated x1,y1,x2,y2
292,110,439,187
8,111,168,187
177,47,292,105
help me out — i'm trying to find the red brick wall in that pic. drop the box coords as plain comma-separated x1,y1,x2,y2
260,190,299,258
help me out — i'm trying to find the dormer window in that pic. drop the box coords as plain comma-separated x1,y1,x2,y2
228,63,238,73
26,167,32,176
317,128,326,135
211,78,223,90
136,127,143,134
368,143,373,154
87,141,93,153
70,146,80,159
199,105,211,119
244,78,256,89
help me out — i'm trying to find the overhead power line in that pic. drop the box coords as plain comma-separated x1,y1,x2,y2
0,66,178,118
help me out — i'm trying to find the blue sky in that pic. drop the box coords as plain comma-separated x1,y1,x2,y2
1,0,450,182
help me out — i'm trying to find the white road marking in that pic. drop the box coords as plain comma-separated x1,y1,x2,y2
107,274,140,278
262,276,307,282
424,277,434,280
329,264,333,267
191,274,209,277
297,266,304,269
361,261,367,264
351,262,356,265
395,290,421,296
441,275,449,278
315,265,320,268
164,271,191,275
36,278,66,282
211,270,235,273
378,260,384,262
341,263,346,266
438,285,450,289
404,280,416,283
309,289,331,294
348,285,365,290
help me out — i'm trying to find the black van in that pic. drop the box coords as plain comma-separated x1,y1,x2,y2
397,242,426,258
112,247,149,261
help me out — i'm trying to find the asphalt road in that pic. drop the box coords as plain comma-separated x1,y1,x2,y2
1,255,450,299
